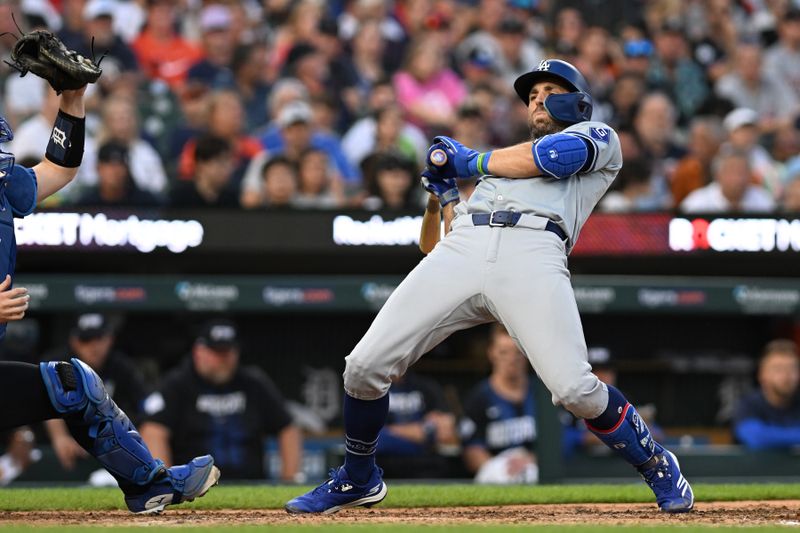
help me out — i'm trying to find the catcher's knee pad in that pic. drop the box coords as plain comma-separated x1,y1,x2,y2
40,358,165,485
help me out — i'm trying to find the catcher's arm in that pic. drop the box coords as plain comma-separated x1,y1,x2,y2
32,86,86,202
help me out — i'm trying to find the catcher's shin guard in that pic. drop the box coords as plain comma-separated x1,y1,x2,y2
39,358,165,485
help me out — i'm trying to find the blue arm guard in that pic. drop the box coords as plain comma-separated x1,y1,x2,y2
7,165,37,217
734,419,800,450
40,359,166,486
532,133,593,179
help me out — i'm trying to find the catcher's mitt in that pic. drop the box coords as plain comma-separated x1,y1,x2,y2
5,30,102,94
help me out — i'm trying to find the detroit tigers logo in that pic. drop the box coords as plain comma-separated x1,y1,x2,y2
537,60,551,71
51,127,69,149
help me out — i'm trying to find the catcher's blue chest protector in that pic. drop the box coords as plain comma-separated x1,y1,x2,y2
0,164,37,342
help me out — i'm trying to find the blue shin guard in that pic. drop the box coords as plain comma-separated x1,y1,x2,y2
40,359,165,486
586,401,694,512
586,402,657,466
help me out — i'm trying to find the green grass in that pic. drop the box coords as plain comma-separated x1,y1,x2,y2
0,483,798,511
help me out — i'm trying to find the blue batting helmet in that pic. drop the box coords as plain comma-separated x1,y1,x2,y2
513,59,593,124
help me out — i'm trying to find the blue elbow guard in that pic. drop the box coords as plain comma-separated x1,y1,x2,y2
533,133,591,179
7,165,37,216
40,359,165,485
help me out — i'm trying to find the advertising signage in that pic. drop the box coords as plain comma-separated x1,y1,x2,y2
15,209,800,257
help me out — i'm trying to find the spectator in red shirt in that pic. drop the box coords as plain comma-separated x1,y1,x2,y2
132,0,204,91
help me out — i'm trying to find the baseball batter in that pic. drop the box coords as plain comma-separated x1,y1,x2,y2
287,59,694,515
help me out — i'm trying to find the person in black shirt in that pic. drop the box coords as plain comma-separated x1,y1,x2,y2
460,324,538,484
375,371,458,478
169,135,240,208
141,319,302,480
733,339,800,450
43,313,149,472
75,142,161,207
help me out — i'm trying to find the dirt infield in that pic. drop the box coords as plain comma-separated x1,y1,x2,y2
1,500,798,527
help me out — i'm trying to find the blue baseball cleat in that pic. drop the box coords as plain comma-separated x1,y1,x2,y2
638,449,694,513
124,455,221,514
285,466,387,514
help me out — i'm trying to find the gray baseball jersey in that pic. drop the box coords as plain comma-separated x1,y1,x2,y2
344,121,622,420
455,121,622,251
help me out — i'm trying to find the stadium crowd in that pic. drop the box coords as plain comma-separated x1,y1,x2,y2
2,0,800,213
1,0,800,485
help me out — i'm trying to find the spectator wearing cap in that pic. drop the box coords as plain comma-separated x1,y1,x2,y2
458,46,501,92
169,134,239,208
720,107,781,197
394,35,468,134
131,0,204,91
457,15,542,95
680,148,776,213
75,141,161,207
494,17,544,89
621,38,654,76
140,319,302,481
241,100,359,207
59,0,139,88
43,313,149,472
764,9,800,100
186,4,237,90
646,18,710,124
715,42,800,132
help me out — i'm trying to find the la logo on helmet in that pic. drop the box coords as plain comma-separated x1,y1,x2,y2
537,60,551,71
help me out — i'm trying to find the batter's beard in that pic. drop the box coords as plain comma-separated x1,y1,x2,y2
529,118,565,140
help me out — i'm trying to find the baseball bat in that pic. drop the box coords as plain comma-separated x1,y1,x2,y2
429,148,448,167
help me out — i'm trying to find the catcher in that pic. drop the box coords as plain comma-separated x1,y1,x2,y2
0,30,221,513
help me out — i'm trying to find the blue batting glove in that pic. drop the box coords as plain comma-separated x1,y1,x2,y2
421,170,459,207
432,135,492,178
425,143,458,179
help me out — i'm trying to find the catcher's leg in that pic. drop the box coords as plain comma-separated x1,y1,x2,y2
0,361,59,430
39,359,220,513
